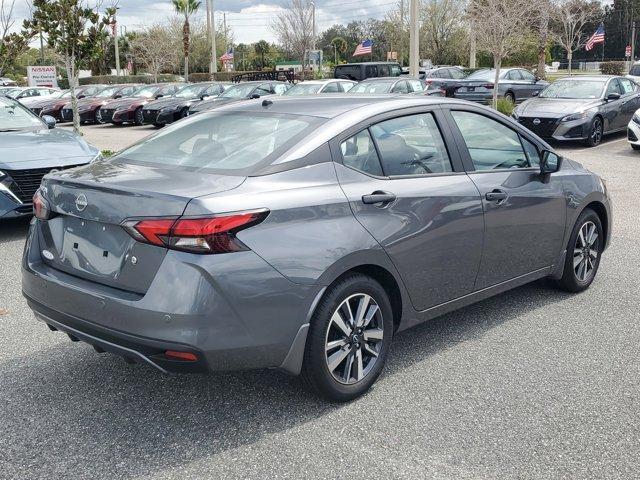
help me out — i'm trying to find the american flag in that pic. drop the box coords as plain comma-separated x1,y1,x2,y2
353,40,373,57
220,48,234,62
585,25,605,51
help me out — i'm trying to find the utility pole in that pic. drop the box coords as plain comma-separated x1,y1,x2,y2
400,0,405,66
632,21,636,63
208,0,217,74
469,25,476,68
39,28,45,65
409,0,419,76
223,12,227,50
311,1,316,50
113,9,120,76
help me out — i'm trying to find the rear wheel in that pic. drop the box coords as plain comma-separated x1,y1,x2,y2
584,116,603,147
301,274,393,402
504,92,515,104
554,208,603,292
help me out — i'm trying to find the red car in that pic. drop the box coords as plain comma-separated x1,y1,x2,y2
31,85,105,121
97,84,181,125
59,84,141,124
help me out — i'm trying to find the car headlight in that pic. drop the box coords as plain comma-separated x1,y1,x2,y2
632,112,640,125
561,111,591,122
0,170,6,180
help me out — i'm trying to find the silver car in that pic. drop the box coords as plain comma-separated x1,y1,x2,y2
22,96,612,401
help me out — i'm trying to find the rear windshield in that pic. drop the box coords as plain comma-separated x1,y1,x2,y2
466,69,500,81
284,83,323,95
115,111,324,175
539,80,605,99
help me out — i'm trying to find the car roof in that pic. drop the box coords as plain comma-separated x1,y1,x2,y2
297,79,351,85
336,62,399,66
358,77,403,83
554,75,615,81
209,94,462,119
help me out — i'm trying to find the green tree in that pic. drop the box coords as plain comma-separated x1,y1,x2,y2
172,0,201,79
27,0,113,134
330,37,347,64
0,0,33,77
254,39,270,69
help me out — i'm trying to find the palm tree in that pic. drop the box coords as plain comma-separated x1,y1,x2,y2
330,37,347,65
254,40,270,70
172,0,201,80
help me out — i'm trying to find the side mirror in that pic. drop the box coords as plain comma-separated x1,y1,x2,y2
114,94,122,99
200,94,211,100
606,92,621,101
250,93,261,99
532,90,540,97
42,115,57,129
534,76,541,82
540,150,561,174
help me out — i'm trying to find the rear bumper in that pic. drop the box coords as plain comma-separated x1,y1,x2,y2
25,295,209,373
453,91,493,103
21,220,320,373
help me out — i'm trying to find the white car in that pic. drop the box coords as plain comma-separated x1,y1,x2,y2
627,108,640,150
627,62,640,84
19,89,67,107
10,87,60,101
282,79,356,95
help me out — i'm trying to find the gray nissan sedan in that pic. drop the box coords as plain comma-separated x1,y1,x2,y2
22,96,612,401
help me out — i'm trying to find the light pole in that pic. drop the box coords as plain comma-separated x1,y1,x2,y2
113,7,120,76
409,0,419,77
311,2,316,51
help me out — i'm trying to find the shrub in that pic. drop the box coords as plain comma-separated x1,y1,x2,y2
496,97,515,116
600,61,624,76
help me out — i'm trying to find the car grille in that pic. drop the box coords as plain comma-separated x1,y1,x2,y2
60,108,73,121
99,108,115,123
143,109,159,123
518,117,559,138
6,165,82,204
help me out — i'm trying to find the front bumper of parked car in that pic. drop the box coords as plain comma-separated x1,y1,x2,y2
22,219,321,373
627,115,640,145
515,115,591,141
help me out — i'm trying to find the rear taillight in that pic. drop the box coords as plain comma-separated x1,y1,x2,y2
33,189,53,220
484,83,495,89
122,210,268,254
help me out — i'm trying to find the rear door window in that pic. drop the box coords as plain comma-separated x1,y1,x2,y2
391,81,409,93
520,70,536,82
322,82,340,93
365,65,378,78
451,111,532,170
340,130,384,176
370,113,453,175
619,78,635,95
448,68,466,79
606,79,622,96
407,79,424,92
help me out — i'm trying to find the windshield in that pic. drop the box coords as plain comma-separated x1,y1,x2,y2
539,80,605,99
116,111,323,175
95,87,119,98
350,82,393,94
5,88,22,98
466,69,499,81
0,97,45,130
133,86,159,98
175,84,205,98
220,84,258,99
283,83,323,95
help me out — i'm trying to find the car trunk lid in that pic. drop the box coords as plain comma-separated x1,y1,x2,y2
37,160,245,293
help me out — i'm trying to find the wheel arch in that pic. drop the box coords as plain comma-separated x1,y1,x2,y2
582,200,609,249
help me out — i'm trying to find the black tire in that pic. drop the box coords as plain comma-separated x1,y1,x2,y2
504,92,515,104
134,107,144,126
584,116,603,147
301,273,394,402
153,123,164,128
180,107,189,119
631,143,640,151
93,110,101,125
554,208,603,293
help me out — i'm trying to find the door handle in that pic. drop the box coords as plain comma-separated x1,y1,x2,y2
485,190,508,202
362,191,396,205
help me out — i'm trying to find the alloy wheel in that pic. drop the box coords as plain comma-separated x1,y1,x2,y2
324,293,384,385
573,221,599,282
591,118,603,145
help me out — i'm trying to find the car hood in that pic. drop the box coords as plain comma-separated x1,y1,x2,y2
0,128,99,170
517,98,603,116
144,96,198,110
191,96,239,111
101,96,149,109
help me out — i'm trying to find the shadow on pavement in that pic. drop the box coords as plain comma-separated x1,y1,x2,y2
0,217,31,243
0,278,571,478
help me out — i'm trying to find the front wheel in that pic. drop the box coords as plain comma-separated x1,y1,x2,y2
134,107,144,126
584,117,603,147
554,208,603,292
301,274,394,402
504,92,515,104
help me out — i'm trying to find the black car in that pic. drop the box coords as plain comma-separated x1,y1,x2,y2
513,75,640,147
188,81,290,114
335,62,402,81
142,82,230,127
454,68,548,104
348,77,425,95
423,66,467,97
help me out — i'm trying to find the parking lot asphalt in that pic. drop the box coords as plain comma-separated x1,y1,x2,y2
1,133,638,479
61,123,158,151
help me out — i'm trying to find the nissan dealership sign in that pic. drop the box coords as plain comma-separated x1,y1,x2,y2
27,66,58,88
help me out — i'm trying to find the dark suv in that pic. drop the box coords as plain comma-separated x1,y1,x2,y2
335,62,402,81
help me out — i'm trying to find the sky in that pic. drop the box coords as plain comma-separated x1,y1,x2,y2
7,0,398,44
